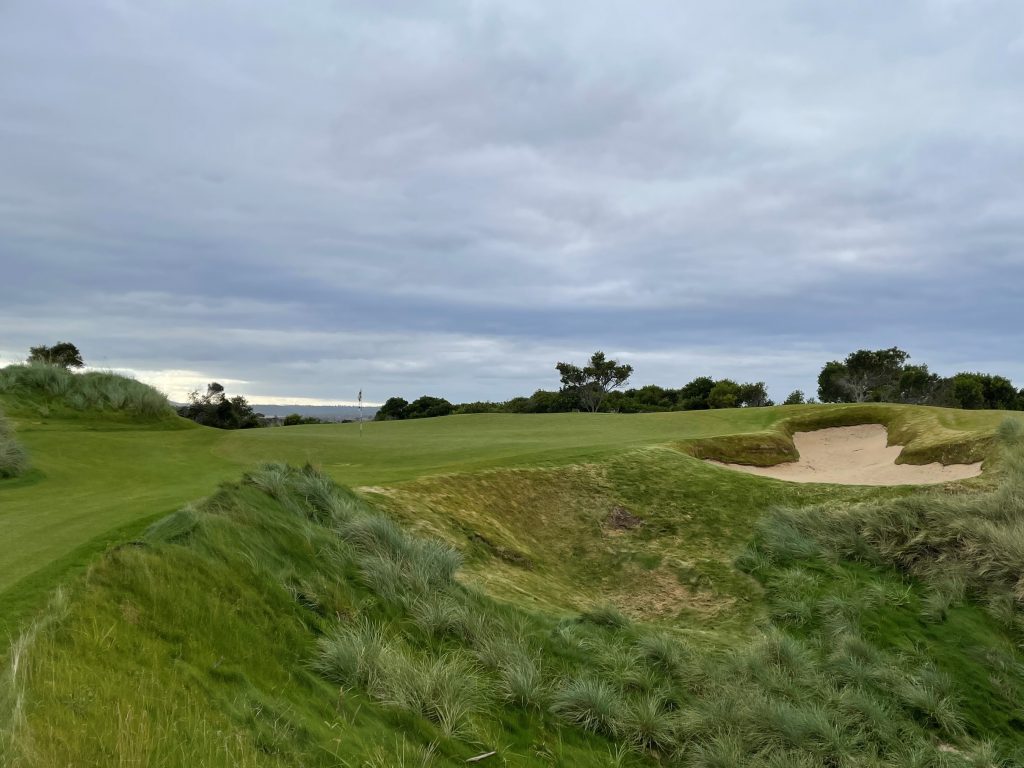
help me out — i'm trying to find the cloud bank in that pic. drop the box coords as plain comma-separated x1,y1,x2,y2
2,1,1022,403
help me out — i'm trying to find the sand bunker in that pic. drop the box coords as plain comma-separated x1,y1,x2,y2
708,424,982,486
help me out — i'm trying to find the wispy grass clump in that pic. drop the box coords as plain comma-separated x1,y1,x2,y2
0,411,29,478
550,677,623,737
0,363,172,418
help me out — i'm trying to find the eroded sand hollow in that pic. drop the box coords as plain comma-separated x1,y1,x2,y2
708,424,982,486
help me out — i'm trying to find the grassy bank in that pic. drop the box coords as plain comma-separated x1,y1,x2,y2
6,448,1024,766
0,395,1016,645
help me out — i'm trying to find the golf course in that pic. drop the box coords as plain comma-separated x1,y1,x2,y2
3,364,1024,766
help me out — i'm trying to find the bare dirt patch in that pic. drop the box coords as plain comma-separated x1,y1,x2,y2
708,424,982,486
604,505,645,533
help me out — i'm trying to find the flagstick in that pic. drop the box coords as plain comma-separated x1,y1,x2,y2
358,389,363,437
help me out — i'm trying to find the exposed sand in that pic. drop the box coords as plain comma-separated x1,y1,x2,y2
708,424,982,486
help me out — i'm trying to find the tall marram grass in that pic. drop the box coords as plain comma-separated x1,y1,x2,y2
0,411,29,478
0,363,172,418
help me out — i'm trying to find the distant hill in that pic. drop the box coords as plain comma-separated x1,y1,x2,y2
248,403,378,421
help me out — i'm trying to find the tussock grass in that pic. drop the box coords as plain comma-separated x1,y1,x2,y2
0,412,28,478
550,677,623,737
579,604,631,629
0,363,172,419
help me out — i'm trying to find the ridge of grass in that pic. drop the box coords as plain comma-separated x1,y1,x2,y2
0,363,175,422
681,403,1013,467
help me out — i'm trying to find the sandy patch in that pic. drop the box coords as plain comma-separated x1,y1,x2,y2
708,424,982,486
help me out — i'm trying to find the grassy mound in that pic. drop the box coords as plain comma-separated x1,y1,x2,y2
0,363,173,421
0,411,28,478
6,448,1024,766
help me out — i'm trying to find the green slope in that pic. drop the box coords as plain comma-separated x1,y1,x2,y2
0,394,1016,638
6,451,1024,767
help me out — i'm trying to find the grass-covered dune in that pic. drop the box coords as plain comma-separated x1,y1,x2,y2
0,363,175,421
6,443,1024,766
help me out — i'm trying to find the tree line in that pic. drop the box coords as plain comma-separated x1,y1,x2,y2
376,351,778,420
817,347,1024,410
378,347,1024,421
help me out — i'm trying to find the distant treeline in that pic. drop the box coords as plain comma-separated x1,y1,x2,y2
378,347,1024,421
817,347,1024,410
376,376,777,421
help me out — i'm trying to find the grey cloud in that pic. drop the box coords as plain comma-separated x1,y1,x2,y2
1,0,1023,403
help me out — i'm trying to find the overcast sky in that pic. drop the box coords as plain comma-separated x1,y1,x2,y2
2,1,1022,405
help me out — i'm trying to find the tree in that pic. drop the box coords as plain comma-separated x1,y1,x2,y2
373,395,453,420
375,397,409,421
817,348,910,403
817,361,848,403
738,381,772,407
678,376,716,410
897,365,941,404
708,379,741,409
28,342,84,369
952,374,985,410
783,390,806,405
555,351,633,413
404,396,454,419
178,382,260,429
952,373,1018,410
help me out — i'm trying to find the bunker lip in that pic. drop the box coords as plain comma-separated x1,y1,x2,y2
707,424,983,486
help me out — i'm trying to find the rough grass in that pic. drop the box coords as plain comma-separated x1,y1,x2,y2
1,396,1012,641
7,461,1024,766
0,412,28,478
0,363,173,420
